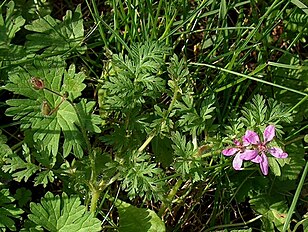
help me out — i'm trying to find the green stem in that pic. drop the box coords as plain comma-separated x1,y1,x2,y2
90,188,101,213
285,135,305,146
158,178,183,217
138,133,156,153
202,215,263,232
138,86,179,152
44,87,98,212
282,161,308,232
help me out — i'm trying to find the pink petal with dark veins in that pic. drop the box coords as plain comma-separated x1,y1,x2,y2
263,125,275,143
240,149,258,161
268,147,288,158
259,153,269,175
222,147,239,156
243,130,260,145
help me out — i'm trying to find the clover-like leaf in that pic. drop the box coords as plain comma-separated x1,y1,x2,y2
28,192,101,232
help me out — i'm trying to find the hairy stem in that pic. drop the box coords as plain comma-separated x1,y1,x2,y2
90,188,101,213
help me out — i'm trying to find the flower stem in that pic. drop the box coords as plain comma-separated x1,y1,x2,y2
158,178,183,217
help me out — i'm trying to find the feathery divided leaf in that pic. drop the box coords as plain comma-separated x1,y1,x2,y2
2,144,40,183
0,1,26,45
171,132,203,182
103,42,168,111
174,94,216,134
0,130,12,164
28,192,101,232
2,143,55,187
121,151,165,201
241,94,293,129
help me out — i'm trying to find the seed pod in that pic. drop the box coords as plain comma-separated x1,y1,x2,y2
41,100,51,116
30,77,45,90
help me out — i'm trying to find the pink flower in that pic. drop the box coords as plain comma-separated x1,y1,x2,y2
242,125,288,175
222,139,258,171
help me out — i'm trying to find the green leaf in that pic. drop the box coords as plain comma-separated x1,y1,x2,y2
0,1,25,44
2,144,40,183
14,187,32,207
241,94,267,127
34,170,55,188
121,151,165,201
0,188,24,231
250,195,288,231
279,141,306,180
0,130,12,165
114,198,166,232
103,42,168,111
167,54,189,90
28,192,101,232
268,157,281,176
170,132,203,182
0,1,27,65
5,57,100,158
174,94,216,134
24,5,85,55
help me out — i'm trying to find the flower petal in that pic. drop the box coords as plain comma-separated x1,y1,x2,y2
243,130,260,145
240,149,258,160
259,153,269,175
263,125,275,143
268,147,288,158
233,153,243,170
251,155,262,163
222,147,239,156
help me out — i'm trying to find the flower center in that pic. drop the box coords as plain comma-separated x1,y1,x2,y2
257,143,267,153
236,144,245,153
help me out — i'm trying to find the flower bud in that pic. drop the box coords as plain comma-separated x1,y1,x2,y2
30,77,45,90
41,100,51,116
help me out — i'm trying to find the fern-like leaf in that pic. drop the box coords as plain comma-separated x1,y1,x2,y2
120,151,165,201
171,132,204,182
103,42,168,111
